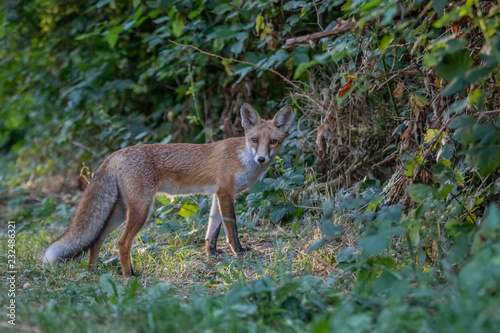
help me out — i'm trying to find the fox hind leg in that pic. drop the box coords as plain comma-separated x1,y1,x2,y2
119,192,155,277
205,194,224,255
88,197,127,268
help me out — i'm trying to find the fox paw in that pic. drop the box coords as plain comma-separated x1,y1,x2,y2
206,248,224,256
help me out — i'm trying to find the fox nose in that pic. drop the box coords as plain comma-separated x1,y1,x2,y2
257,157,266,164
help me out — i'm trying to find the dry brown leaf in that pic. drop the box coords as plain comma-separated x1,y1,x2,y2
393,81,404,98
400,124,415,151
267,32,279,50
338,77,355,98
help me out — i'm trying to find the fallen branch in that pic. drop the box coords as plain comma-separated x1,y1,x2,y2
169,40,327,111
285,19,356,46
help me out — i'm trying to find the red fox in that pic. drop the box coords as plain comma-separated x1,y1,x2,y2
43,103,294,277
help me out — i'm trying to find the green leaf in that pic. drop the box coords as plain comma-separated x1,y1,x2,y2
448,115,475,130
270,204,287,223
105,26,123,48
373,270,399,293
306,238,325,253
463,145,500,176
409,226,420,247
379,34,393,51
231,39,244,55
179,201,198,218
293,60,317,79
367,197,383,211
212,3,233,15
359,234,388,257
435,51,472,81
483,204,500,229
445,99,468,116
284,1,306,10
337,247,356,263
156,194,171,205
377,205,403,223
99,274,121,298
322,201,334,221
321,222,344,238
172,13,185,37
407,184,436,204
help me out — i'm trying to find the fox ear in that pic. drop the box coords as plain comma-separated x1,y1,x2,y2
241,103,261,129
273,105,295,132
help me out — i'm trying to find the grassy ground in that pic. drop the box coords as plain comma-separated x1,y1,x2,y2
2,174,500,332
0,189,344,332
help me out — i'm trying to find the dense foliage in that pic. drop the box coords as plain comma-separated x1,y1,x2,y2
1,0,500,332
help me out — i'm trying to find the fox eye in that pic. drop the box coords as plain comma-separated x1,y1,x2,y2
251,138,258,143
270,139,277,145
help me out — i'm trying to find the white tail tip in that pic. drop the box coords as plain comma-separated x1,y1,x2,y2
42,243,64,264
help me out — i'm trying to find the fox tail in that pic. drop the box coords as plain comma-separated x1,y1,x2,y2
43,171,119,263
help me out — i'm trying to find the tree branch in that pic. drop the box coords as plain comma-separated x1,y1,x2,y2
285,19,356,47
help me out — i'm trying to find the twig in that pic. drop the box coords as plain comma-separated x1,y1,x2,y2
312,0,324,31
285,18,356,46
72,141,96,155
169,40,327,111
376,72,399,91
381,56,399,116
371,153,398,169
306,178,342,193
293,205,322,210
450,193,476,224
473,109,500,117
297,140,330,170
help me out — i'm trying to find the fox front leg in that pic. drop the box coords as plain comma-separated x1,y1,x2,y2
216,191,252,255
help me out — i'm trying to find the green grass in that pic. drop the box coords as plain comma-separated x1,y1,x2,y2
0,192,337,332
2,186,500,332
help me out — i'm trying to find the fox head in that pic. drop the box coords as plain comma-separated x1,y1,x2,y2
240,103,295,166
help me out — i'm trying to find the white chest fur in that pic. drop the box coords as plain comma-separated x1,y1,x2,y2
158,182,216,196
234,148,269,194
